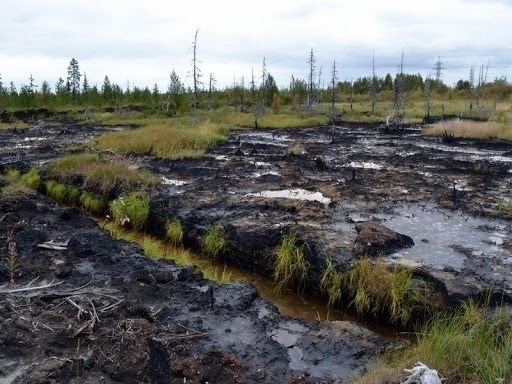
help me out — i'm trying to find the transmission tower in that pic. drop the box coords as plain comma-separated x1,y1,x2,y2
433,56,444,82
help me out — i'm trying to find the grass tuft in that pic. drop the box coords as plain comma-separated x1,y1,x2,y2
165,218,184,247
80,191,108,215
20,168,42,190
273,231,310,293
202,223,227,258
109,192,150,231
319,258,344,307
354,301,512,383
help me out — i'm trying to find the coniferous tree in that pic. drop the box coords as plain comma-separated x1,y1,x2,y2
67,58,81,102
40,81,51,107
102,76,113,103
167,70,186,114
82,72,90,94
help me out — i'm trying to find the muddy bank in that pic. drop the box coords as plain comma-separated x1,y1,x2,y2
145,124,512,307
0,191,388,383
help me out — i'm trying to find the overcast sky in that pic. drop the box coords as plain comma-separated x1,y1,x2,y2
1,0,511,92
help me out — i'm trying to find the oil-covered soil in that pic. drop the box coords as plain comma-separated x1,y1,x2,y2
0,192,387,383
146,123,512,306
1,119,512,382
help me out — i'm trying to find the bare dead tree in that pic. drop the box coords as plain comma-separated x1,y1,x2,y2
329,60,338,123
208,73,216,111
370,53,378,114
387,51,406,129
191,28,201,123
240,76,245,112
424,76,433,120
307,49,316,109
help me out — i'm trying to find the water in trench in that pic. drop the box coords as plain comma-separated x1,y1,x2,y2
104,222,395,337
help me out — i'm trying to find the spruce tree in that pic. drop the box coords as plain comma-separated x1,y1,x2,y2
67,58,81,102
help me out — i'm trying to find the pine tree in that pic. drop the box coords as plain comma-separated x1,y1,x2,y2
67,58,81,102
40,81,51,107
167,70,185,113
82,72,90,94
102,76,112,102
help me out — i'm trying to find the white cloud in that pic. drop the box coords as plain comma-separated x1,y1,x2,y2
1,0,511,90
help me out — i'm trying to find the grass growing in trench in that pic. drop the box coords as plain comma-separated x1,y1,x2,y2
320,257,425,326
165,218,184,247
273,231,310,293
103,221,242,284
202,223,228,258
109,192,150,231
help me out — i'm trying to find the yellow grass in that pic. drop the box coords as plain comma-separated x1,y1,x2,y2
423,119,512,140
94,121,229,158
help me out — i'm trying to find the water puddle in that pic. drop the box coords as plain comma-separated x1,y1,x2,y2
245,189,331,205
161,177,187,186
379,204,511,271
347,161,383,170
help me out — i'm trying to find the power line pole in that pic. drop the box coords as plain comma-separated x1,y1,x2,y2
433,56,444,83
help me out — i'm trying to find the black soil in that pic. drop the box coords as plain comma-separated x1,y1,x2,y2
1,119,512,383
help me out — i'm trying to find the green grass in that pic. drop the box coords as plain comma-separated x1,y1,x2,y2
45,180,68,202
319,258,344,307
273,231,310,293
48,152,100,175
103,221,242,284
20,168,42,190
202,223,228,258
79,191,108,215
346,258,425,324
47,152,156,195
320,257,427,326
353,300,512,384
109,192,150,231
165,218,184,247
0,179,33,198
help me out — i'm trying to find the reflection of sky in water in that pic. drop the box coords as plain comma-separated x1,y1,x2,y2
378,204,510,271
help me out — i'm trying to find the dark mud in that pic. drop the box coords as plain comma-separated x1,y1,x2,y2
1,120,512,382
0,192,386,383
146,124,512,306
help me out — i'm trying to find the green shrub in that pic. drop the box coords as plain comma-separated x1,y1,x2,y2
273,231,310,293
202,223,227,258
109,192,150,231
166,218,184,247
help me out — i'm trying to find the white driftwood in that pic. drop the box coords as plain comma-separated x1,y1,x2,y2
403,362,443,384
37,239,70,250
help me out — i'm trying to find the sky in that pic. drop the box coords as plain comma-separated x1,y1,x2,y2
1,0,512,92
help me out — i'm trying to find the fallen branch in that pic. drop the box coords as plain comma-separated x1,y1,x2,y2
0,280,63,295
